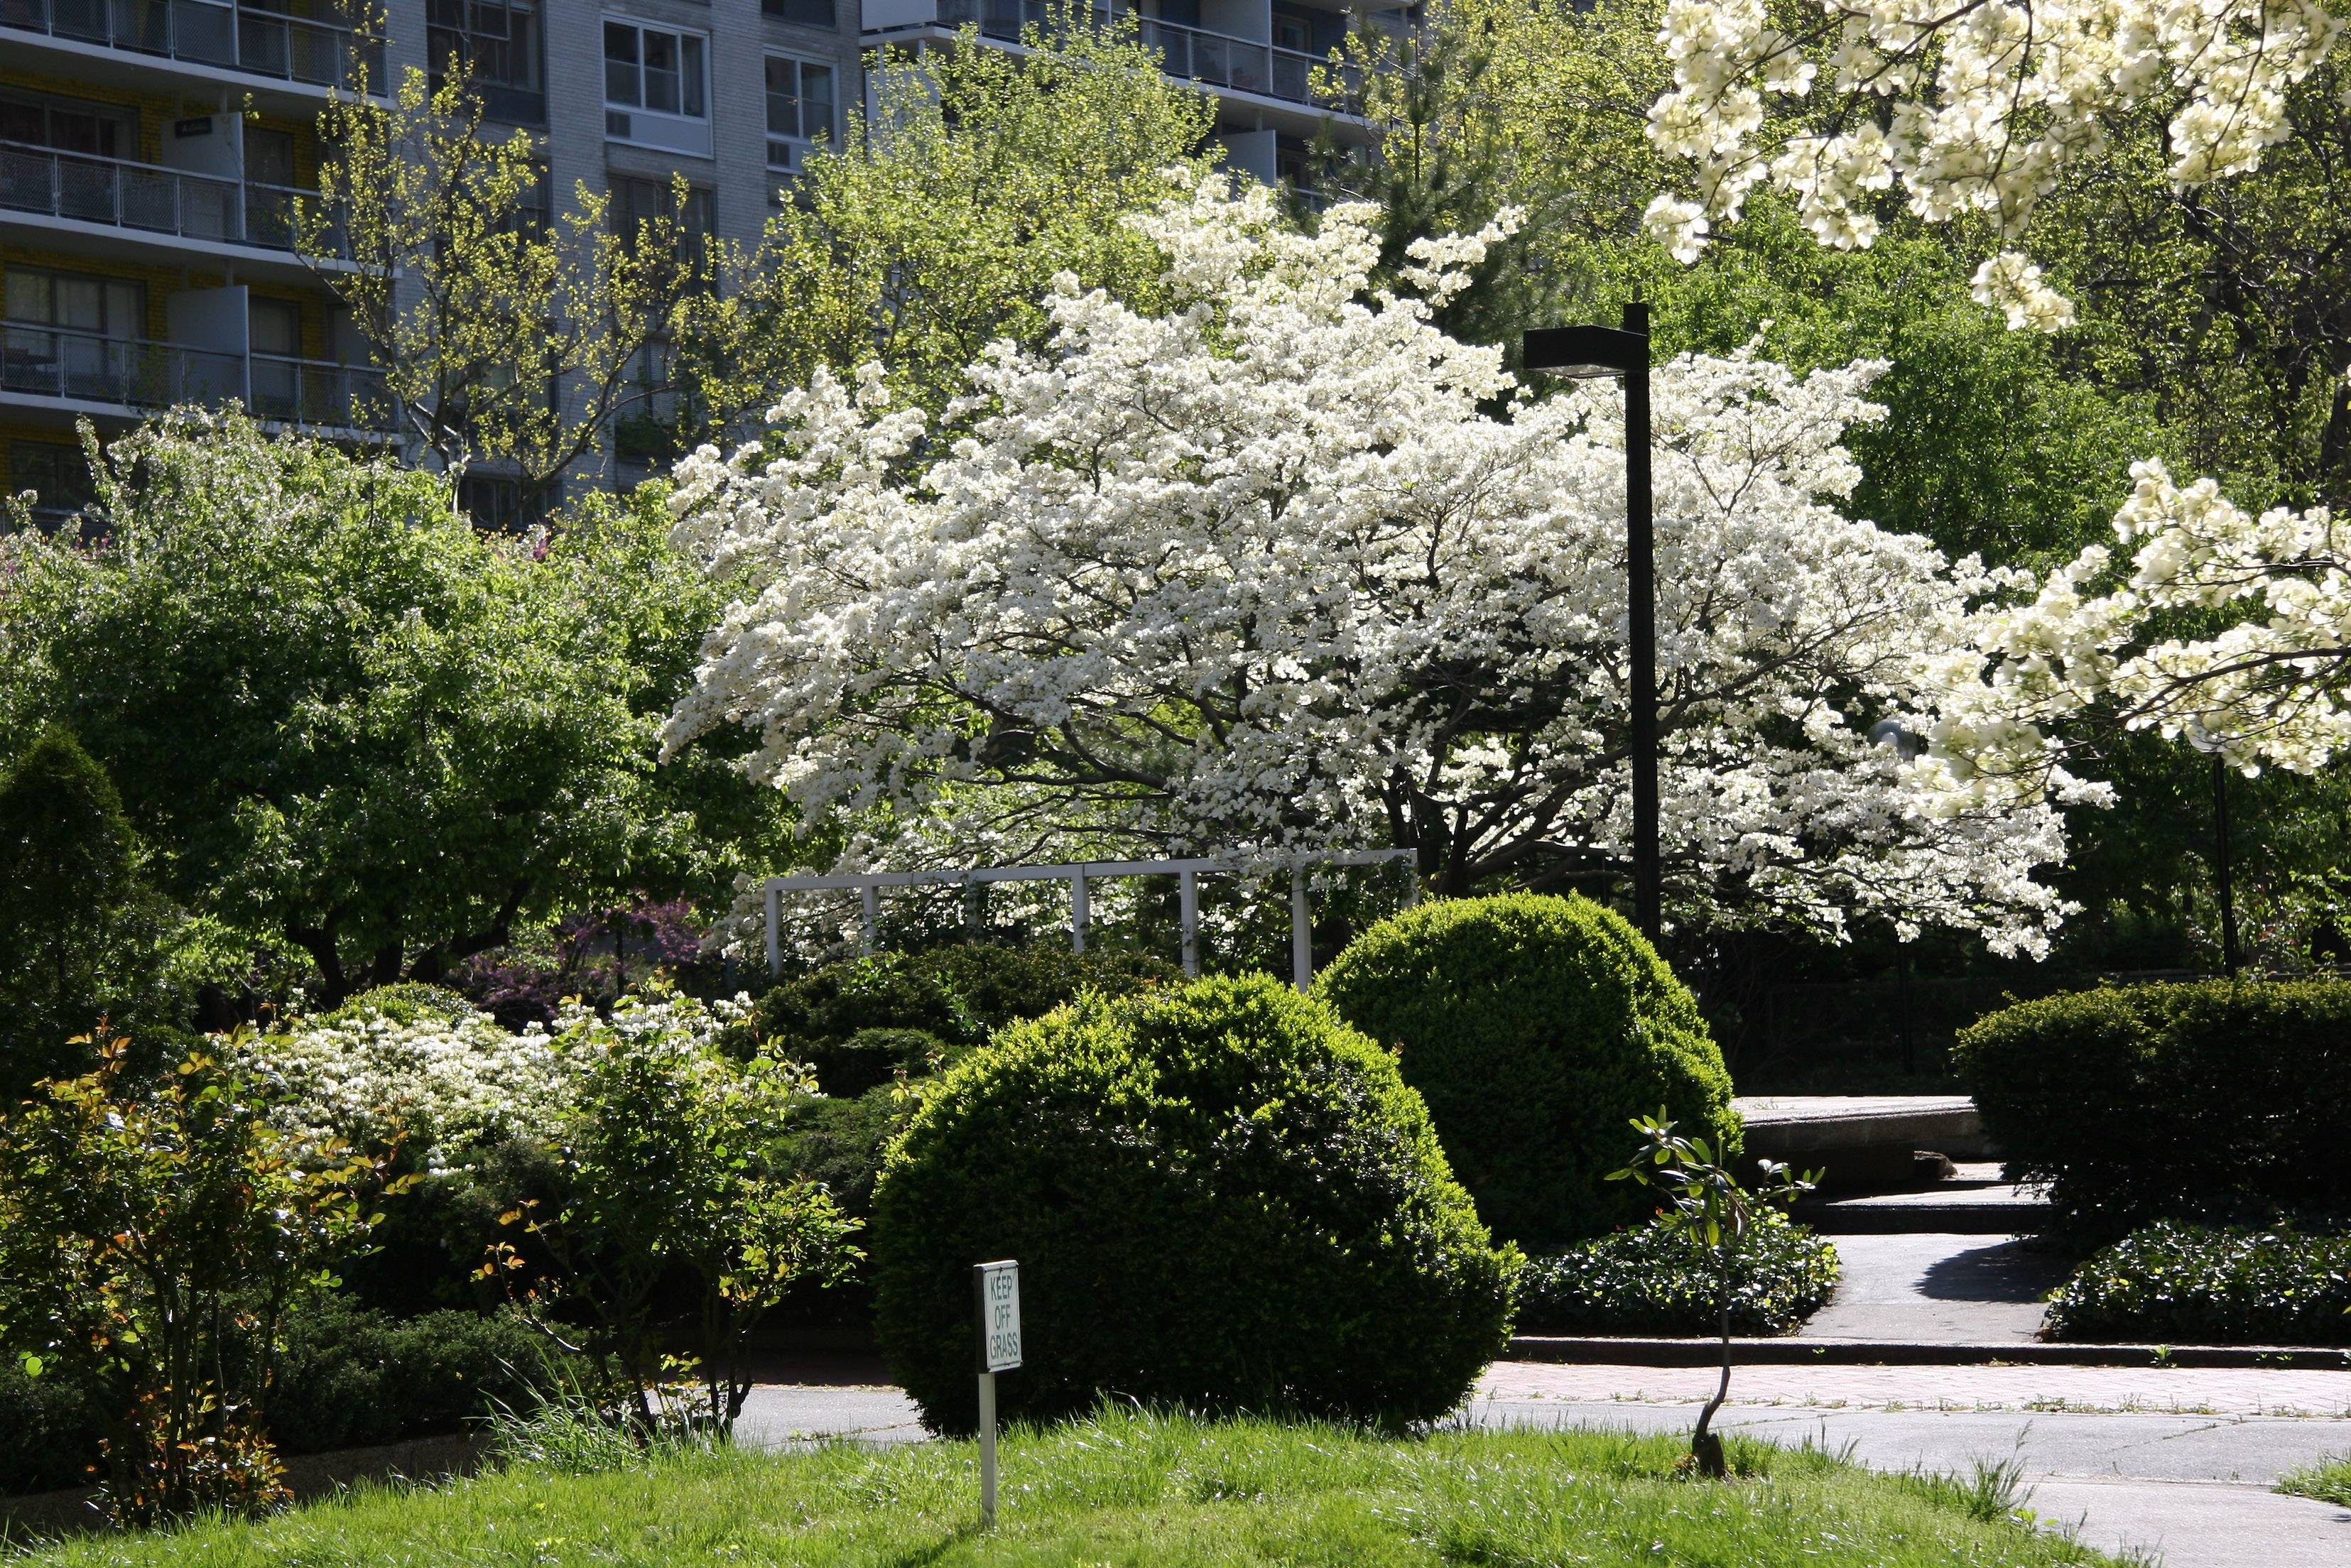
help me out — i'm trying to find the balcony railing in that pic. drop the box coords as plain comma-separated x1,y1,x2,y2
0,0,384,94
0,141,347,256
920,0,1357,111
1,322,391,429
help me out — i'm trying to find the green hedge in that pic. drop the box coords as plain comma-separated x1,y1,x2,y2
2043,1221,2351,1345
727,942,1183,1074
0,1299,562,1496
1954,980,2351,1238
871,974,1517,1435
1314,893,1740,1248
1516,1210,1840,1337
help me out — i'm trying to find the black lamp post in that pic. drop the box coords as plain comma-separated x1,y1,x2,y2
2214,753,2241,979
1523,303,1659,944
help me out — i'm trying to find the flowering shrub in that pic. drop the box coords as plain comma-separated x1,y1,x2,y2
239,984,749,1168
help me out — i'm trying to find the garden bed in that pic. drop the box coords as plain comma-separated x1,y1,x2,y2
2042,1221,2351,1346
1516,1211,1841,1337
12,1407,2120,1567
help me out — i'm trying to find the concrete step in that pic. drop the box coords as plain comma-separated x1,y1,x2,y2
1504,1336,2351,1369
1796,1183,2053,1234
1734,1094,1997,1189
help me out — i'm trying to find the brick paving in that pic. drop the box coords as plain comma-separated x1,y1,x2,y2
1481,1356,2351,1417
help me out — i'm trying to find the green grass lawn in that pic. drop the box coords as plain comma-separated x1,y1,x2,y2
13,1407,2119,1567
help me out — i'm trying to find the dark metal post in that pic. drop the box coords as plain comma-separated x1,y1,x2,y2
1622,302,1660,944
2215,753,2240,978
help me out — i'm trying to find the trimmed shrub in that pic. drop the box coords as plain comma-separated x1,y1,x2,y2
910,942,1181,1033
1516,1211,1841,1337
870,974,1517,1435
1954,980,2351,1238
2042,1221,2351,1345
1313,893,1740,1248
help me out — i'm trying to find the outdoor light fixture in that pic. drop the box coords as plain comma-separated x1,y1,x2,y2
1523,303,1659,943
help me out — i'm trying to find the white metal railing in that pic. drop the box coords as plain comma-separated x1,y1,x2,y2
0,0,384,92
764,849,1418,990
1,322,390,429
0,141,346,256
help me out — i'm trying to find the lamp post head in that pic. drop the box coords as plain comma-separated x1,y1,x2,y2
1522,322,1649,379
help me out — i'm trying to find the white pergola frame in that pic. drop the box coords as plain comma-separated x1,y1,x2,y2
763,849,1418,991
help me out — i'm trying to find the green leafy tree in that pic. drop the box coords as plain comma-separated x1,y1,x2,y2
303,58,704,515
0,1037,396,1524
0,415,744,1005
684,9,1215,442
1610,1113,1815,1479
0,731,178,1094
489,1019,859,1439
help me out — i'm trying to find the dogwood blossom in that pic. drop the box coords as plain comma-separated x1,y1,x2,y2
1922,462,2351,798
665,173,2074,953
1648,0,2344,325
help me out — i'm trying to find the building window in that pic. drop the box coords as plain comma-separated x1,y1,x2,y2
761,0,835,26
4,268,144,338
0,89,138,158
764,55,835,170
430,0,545,121
608,175,714,263
8,439,97,535
604,18,712,155
605,20,705,118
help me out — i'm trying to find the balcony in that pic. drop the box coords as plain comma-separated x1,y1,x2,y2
870,0,1360,114
0,0,384,95
0,141,348,259
1,322,391,431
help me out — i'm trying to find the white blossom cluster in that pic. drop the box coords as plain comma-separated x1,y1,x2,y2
1645,0,2342,325
666,173,2075,954
239,989,749,1166
1920,462,2351,797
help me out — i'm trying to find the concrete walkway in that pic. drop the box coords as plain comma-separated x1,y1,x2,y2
1801,1231,2074,1343
737,1361,2351,1567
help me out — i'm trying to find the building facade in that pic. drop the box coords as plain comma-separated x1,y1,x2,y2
1,0,1389,526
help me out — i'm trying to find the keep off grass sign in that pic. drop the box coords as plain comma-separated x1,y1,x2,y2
977,1261,1021,1372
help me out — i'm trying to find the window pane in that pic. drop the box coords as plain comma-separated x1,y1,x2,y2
106,280,142,337
765,58,796,138
54,277,102,331
803,61,834,124
681,36,703,117
604,21,639,105
643,30,678,113
4,273,50,325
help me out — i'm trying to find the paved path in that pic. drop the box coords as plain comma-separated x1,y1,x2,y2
739,1362,2351,1567
1801,1231,2078,1343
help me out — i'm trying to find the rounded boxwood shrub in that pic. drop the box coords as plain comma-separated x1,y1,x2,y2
1954,979,2351,1239
2042,1221,2351,1345
1516,1210,1840,1337
1313,893,1739,1248
870,973,1516,1435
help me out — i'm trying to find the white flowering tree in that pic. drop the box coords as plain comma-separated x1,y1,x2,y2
664,175,2071,953
1641,0,2342,330
1918,462,2351,812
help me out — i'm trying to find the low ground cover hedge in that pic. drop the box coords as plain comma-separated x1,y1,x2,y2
1314,894,1740,1249
0,1300,559,1497
872,974,1516,1434
1516,1210,1842,1337
12,1406,2118,1568
1955,979,2351,1239
2041,1220,2351,1345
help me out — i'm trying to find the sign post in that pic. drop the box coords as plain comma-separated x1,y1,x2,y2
972,1260,1021,1527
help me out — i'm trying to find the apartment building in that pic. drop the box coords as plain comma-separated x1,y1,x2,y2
1,0,1389,526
